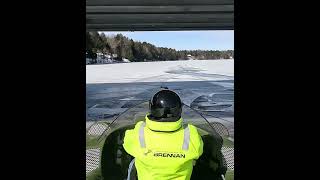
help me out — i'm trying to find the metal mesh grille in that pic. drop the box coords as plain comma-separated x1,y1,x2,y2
210,122,229,137
221,147,234,170
87,123,109,136
86,148,100,174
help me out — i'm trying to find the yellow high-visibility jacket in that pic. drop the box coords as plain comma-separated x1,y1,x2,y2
123,115,203,180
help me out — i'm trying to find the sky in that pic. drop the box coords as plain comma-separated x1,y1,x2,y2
100,31,233,51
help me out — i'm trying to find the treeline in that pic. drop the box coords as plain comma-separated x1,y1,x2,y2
86,32,234,61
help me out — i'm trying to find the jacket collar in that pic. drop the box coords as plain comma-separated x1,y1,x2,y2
145,114,182,132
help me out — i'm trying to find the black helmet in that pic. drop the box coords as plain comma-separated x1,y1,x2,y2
148,89,182,122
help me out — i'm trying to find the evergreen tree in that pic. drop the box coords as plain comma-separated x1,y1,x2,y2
86,32,234,62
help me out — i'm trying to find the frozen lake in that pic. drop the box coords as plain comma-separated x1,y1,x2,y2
87,59,233,84
86,60,234,132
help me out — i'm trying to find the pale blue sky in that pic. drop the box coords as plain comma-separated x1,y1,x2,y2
100,31,233,51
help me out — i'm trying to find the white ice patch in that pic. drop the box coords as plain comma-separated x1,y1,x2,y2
86,60,234,84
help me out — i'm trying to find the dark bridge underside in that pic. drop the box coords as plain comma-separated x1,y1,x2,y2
86,0,234,31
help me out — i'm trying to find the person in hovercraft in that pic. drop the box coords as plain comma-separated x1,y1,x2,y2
123,89,203,180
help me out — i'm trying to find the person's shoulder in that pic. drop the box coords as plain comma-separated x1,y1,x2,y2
186,124,204,157
187,124,199,133
126,121,145,133
186,124,202,141
123,122,145,157
124,121,144,142
124,121,144,136
134,121,145,129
